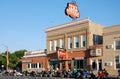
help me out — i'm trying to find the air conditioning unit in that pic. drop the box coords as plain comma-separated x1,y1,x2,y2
106,44,113,49
96,49,101,54
105,62,112,66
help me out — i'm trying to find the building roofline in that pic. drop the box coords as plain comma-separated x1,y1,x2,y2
104,24,120,29
46,18,90,32
22,53,47,58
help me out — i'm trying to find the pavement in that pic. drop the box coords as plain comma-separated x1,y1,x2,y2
0,76,119,79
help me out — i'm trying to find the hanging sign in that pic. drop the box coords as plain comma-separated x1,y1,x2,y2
65,3,80,19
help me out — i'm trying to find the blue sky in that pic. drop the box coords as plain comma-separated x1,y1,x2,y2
0,0,120,52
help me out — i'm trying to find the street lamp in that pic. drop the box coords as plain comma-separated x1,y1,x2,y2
2,65,4,71
2,44,9,71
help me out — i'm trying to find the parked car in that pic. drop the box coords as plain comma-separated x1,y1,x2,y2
14,71,23,76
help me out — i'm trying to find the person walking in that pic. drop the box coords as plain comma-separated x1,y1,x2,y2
103,68,109,79
98,70,105,79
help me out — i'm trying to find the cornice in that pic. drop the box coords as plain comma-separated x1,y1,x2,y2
46,18,90,32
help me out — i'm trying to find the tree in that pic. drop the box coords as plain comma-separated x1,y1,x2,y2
13,49,27,71
0,49,27,71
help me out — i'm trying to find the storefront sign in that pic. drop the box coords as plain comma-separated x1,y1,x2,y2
65,3,80,19
56,48,67,59
59,51,66,58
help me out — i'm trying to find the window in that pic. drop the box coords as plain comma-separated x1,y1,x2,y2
74,36,79,48
81,35,86,47
49,41,53,51
96,49,101,55
60,39,64,48
74,60,84,69
93,34,103,45
39,63,42,68
115,40,120,50
27,63,30,69
68,37,72,49
54,40,58,50
74,59,87,69
115,56,120,69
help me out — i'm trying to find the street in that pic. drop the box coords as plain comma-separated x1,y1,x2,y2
0,76,74,79
0,76,119,79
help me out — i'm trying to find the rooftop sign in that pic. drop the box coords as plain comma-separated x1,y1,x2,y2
65,2,80,19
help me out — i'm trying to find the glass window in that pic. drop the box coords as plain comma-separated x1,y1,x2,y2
68,37,72,49
74,60,84,69
60,39,64,48
74,36,79,48
49,41,53,51
93,34,103,45
115,40,120,50
54,40,57,50
115,56,120,69
27,64,30,69
39,63,42,68
81,35,86,47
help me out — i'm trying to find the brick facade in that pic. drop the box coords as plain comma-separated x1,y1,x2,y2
21,51,48,72
46,18,104,73
103,25,120,76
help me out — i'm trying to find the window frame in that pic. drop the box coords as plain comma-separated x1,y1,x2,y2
81,35,86,47
49,41,53,51
74,36,79,48
68,37,72,49
114,40,120,51
115,55,120,69
60,39,64,48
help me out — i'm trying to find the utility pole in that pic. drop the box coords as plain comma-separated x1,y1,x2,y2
2,44,9,71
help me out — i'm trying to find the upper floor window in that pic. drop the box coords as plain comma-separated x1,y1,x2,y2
115,40,120,50
60,39,64,48
115,55,120,69
68,37,72,49
81,35,86,47
54,40,58,50
93,34,103,45
49,41,53,51
74,36,79,48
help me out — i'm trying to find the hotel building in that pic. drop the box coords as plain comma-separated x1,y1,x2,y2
46,18,104,72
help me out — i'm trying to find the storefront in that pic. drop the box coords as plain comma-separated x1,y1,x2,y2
48,47,72,71
21,50,48,72
74,57,87,70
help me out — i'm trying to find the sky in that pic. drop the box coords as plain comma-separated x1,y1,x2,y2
0,0,120,53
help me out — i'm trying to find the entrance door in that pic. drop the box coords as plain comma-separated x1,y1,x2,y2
98,59,102,71
74,59,86,69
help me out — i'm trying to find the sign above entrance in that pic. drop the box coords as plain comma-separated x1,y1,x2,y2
65,2,80,19
56,47,68,59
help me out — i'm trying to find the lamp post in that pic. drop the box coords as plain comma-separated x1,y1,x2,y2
2,44,9,71
2,65,4,71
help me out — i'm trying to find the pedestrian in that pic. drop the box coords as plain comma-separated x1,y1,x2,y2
103,68,109,79
98,70,105,79
90,70,96,79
